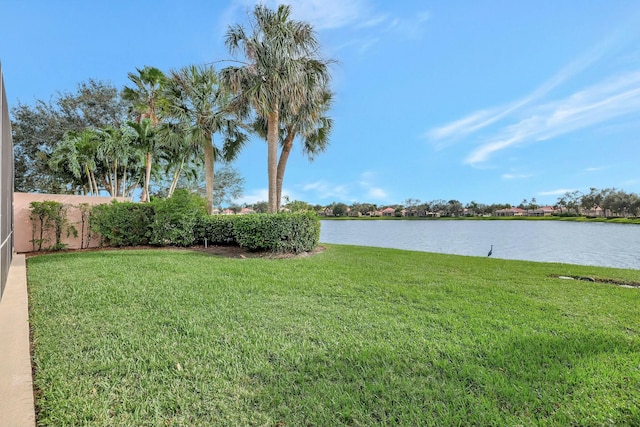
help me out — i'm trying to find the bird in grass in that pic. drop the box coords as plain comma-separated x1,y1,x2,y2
487,244,493,257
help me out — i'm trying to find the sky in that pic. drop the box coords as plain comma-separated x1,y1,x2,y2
1,0,640,207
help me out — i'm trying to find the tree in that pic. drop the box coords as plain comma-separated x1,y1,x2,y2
284,199,313,212
97,124,142,197
123,66,168,202
222,4,331,213
127,118,158,201
332,202,348,216
274,82,332,210
49,129,101,195
252,201,269,213
163,65,247,214
12,80,129,192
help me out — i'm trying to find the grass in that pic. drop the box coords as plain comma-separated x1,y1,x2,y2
27,245,640,426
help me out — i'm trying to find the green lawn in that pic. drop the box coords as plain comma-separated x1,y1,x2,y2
27,245,640,426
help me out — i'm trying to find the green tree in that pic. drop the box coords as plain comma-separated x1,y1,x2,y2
276,89,332,210
162,165,245,209
222,4,331,213
49,129,102,195
332,203,348,216
12,80,129,192
97,124,142,197
252,201,269,213
123,66,168,202
163,65,247,214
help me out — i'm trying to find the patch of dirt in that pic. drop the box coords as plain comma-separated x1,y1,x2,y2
552,274,640,288
22,244,326,259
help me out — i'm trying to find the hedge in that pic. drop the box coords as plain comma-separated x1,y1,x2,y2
195,215,236,245
232,212,320,253
150,190,206,247
89,197,320,253
90,202,154,247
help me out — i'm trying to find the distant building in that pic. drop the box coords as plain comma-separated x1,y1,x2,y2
494,207,526,217
381,207,396,217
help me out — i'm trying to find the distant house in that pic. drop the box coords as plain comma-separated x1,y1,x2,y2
583,206,605,217
222,208,234,215
319,207,334,216
381,207,395,217
404,208,419,217
528,206,555,216
494,207,526,217
240,207,255,214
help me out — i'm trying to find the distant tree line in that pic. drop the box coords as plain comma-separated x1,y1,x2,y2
239,189,640,218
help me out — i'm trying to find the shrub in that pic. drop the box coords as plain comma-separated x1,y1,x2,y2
233,212,320,253
90,202,155,246
29,201,77,251
150,190,207,247
195,215,236,245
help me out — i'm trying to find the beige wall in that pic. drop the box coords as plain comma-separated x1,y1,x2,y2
14,192,131,253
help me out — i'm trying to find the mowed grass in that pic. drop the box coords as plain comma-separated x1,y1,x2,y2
28,245,640,426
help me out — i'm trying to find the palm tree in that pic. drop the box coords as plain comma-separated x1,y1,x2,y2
221,4,331,213
156,122,202,198
49,129,101,195
127,118,158,200
123,66,167,201
163,64,247,214
273,88,333,209
96,125,142,197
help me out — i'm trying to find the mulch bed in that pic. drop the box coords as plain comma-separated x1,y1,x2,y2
21,244,326,259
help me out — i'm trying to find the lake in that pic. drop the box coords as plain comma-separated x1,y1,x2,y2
320,219,640,270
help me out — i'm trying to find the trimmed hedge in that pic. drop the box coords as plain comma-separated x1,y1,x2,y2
90,202,154,247
232,212,320,253
195,215,236,245
89,197,320,253
150,190,206,247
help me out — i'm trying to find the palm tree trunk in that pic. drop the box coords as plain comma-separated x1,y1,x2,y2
276,129,295,210
168,158,185,198
204,134,215,215
112,159,118,198
267,108,279,213
142,151,152,202
121,167,127,197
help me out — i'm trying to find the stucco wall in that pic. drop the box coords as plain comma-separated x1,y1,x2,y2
14,192,131,253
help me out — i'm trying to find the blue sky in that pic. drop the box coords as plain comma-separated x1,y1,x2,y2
1,0,640,207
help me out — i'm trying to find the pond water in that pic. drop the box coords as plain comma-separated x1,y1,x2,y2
320,219,640,270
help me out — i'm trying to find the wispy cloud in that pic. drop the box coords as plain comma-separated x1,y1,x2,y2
299,172,390,203
226,0,371,31
358,171,390,201
234,188,299,205
537,188,579,196
501,173,533,180
303,180,351,200
585,166,605,172
224,0,429,49
427,42,612,144
426,26,639,164
464,71,640,164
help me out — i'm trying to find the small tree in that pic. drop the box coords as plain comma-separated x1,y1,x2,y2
77,203,92,249
29,201,77,251
333,203,348,217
